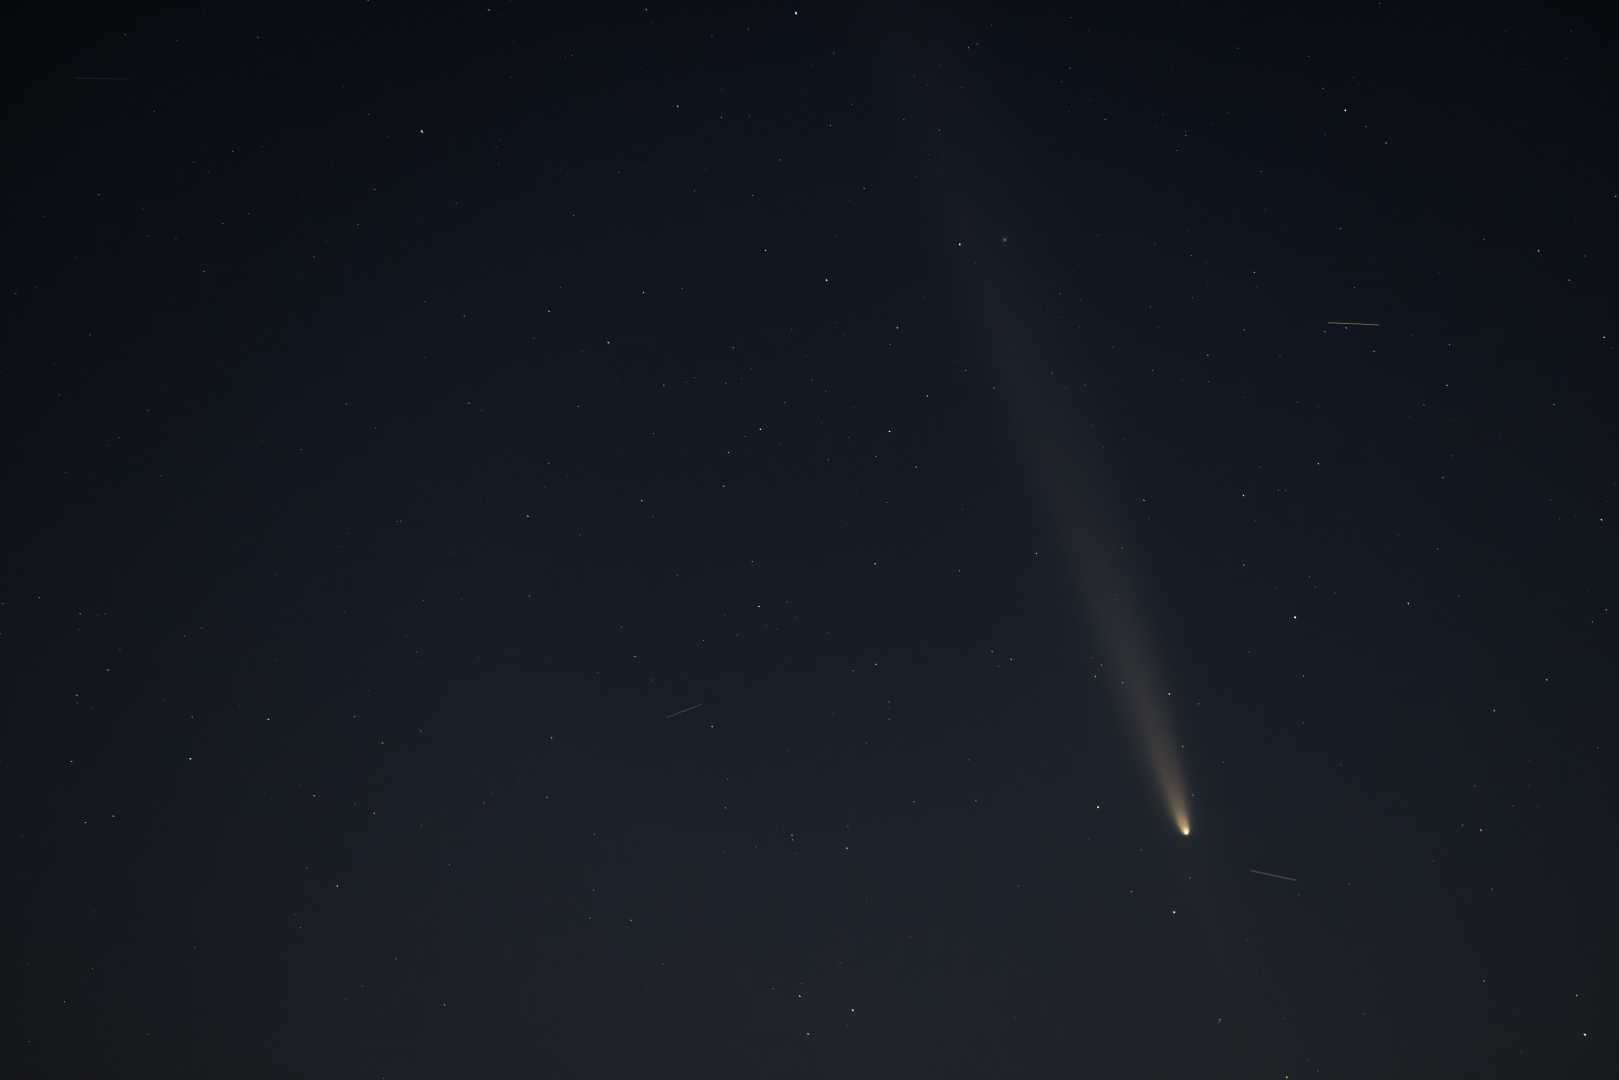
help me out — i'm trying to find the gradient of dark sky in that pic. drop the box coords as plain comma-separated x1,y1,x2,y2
6,4,1615,1077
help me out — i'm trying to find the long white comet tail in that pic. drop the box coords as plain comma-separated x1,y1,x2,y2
997,323,1195,840
970,269,1194,840
925,97,1196,838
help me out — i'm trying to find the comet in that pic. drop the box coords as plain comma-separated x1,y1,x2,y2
952,258,1195,839
913,69,1196,839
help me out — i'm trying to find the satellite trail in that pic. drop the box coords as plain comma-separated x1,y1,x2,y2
1326,320,1380,327
1249,868,1298,882
662,703,703,719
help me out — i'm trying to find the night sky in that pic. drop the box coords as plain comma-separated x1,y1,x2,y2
6,4,1616,1076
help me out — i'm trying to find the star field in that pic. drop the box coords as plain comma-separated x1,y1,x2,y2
5,4,1616,1077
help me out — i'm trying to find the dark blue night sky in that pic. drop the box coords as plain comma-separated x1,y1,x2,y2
6,4,1615,1076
